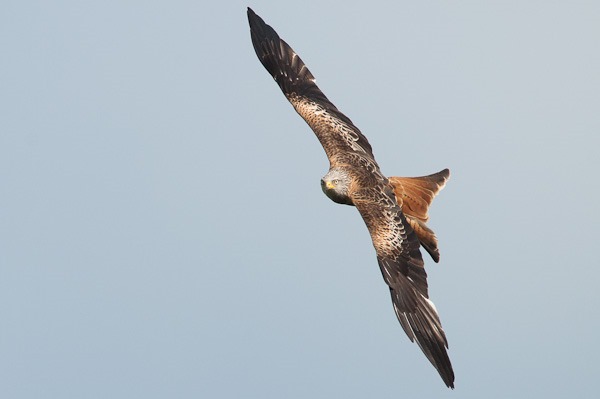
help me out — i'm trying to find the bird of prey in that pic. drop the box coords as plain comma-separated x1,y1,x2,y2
247,8,454,388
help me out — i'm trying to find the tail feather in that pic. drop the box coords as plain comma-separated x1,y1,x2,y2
405,216,441,263
389,169,449,262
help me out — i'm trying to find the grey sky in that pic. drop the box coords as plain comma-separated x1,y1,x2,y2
1,1,599,398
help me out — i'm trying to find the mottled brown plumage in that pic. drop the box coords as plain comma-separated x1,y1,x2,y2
248,8,454,388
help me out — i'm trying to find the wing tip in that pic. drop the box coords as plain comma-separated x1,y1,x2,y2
390,281,455,389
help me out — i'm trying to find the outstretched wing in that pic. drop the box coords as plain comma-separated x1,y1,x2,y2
247,7,374,167
352,184,455,389
248,7,454,388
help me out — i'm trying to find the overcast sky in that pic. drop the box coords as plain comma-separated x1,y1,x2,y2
2,1,599,398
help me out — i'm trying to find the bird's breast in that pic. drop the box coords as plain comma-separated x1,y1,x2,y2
321,185,354,206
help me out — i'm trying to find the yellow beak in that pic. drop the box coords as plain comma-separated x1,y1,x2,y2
325,181,335,190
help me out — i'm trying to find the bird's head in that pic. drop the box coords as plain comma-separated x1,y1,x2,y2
321,168,353,205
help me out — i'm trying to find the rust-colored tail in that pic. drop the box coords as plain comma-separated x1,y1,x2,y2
388,169,450,262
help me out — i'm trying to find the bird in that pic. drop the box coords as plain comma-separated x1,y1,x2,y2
247,7,454,388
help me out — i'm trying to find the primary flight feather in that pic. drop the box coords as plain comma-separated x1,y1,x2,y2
247,7,454,388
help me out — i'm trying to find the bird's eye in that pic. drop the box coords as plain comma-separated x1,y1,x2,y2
333,179,339,185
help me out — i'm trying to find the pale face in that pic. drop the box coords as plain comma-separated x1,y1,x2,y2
321,168,353,205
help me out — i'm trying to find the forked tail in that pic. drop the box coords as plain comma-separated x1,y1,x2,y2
388,169,450,262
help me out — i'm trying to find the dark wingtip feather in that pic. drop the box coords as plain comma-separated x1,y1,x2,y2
392,288,455,388
247,7,368,141
247,8,317,97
